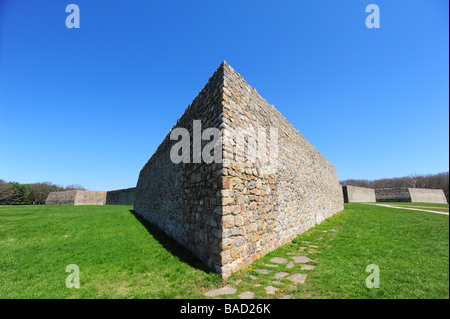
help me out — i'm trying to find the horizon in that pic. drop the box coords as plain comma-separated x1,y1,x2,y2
2,170,449,192
1,0,448,191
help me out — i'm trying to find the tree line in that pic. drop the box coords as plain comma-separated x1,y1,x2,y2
340,171,449,203
0,180,85,205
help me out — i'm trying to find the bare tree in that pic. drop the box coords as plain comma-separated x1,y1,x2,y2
65,184,86,191
29,182,53,204
0,180,14,202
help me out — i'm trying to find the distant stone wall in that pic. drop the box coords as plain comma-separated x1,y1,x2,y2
46,190,106,205
106,188,135,205
45,190,78,205
74,191,107,205
408,188,447,204
374,187,447,203
342,185,376,203
375,188,411,202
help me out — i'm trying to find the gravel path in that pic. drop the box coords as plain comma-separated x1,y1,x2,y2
366,203,449,215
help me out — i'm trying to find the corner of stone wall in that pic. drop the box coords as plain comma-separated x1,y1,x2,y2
219,65,279,278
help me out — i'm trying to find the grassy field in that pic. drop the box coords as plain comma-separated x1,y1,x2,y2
0,203,448,299
229,203,449,299
0,205,222,298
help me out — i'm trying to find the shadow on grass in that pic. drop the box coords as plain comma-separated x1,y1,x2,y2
129,210,215,275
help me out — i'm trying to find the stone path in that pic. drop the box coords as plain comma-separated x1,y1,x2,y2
204,226,339,299
301,264,316,270
205,287,237,297
274,272,289,279
239,291,255,299
262,263,279,267
265,286,278,294
286,273,307,284
291,256,314,263
270,257,288,264
255,268,273,274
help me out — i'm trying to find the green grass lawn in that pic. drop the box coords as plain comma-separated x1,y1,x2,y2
0,203,448,299
0,205,222,298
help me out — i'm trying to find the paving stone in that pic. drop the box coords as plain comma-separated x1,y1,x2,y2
309,245,319,248
291,256,313,263
286,285,297,291
248,275,257,280
301,264,316,270
274,272,289,279
239,291,255,299
287,273,307,284
270,257,288,264
235,279,242,285
205,287,237,297
255,269,273,274
286,262,295,269
265,286,278,294
298,247,307,251
280,295,293,299
272,280,283,285
262,263,279,267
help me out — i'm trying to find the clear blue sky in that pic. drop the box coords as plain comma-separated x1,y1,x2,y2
0,0,448,191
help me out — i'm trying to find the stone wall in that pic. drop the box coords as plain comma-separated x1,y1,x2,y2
407,188,447,204
45,190,107,205
106,188,135,205
134,61,343,278
74,191,107,205
45,190,78,205
374,188,411,202
374,187,447,203
342,185,376,203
